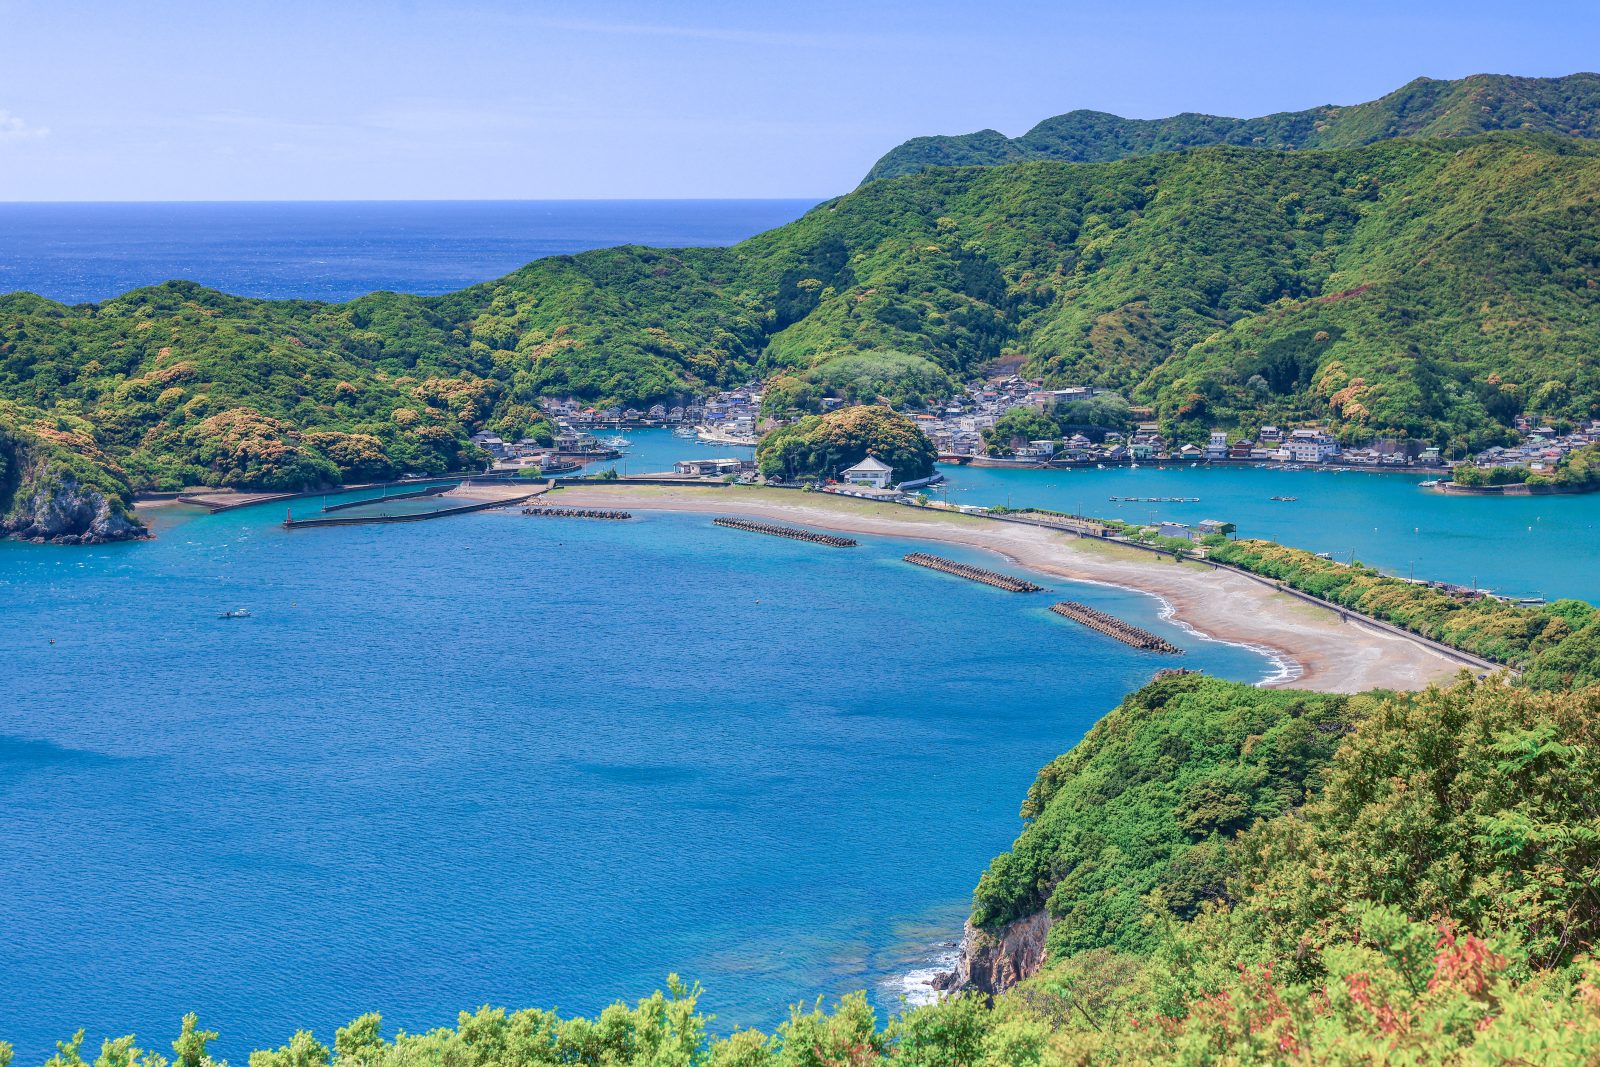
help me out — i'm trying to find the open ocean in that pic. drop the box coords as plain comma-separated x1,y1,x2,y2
0,498,1273,1063
0,200,818,304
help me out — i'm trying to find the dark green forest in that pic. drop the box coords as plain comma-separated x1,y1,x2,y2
863,71,1600,180
10,130,1600,530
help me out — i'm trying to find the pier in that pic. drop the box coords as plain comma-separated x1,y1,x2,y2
1049,601,1181,653
282,482,539,529
1109,496,1200,503
713,517,857,547
903,552,1042,592
321,484,453,512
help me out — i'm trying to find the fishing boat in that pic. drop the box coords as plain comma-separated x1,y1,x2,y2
1269,495,1298,502
602,435,631,450
218,608,252,619
1419,479,1440,488
672,425,697,438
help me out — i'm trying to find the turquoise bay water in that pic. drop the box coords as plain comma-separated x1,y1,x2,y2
931,462,1600,603
0,502,1270,1063
589,430,1600,603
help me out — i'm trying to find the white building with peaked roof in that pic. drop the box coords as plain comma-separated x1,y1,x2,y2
840,456,894,489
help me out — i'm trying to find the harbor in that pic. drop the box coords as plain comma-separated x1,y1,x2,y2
281,481,542,529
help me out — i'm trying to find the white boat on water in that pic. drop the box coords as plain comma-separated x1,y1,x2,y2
603,435,631,450
672,425,697,438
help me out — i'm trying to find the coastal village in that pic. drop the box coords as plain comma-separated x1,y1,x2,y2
469,372,1600,497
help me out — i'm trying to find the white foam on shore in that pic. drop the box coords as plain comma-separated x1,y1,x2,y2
891,943,962,1008
1153,592,1304,687
1042,571,1304,688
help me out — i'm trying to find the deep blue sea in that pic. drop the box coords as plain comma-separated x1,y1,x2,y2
3,201,1599,1063
0,200,817,304
0,501,1271,1063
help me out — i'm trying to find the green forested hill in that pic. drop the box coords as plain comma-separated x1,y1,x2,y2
7,132,1600,528
863,71,1600,181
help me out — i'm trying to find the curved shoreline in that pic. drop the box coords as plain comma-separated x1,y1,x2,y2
547,484,1471,694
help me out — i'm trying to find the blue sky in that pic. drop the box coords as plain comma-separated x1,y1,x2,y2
1,0,1597,200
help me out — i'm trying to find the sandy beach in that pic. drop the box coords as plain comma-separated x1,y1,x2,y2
548,483,1475,694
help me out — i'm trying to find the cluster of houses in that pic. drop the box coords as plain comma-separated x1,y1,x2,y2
538,396,699,427
1198,426,1443,468
535,384,766,437
1465,419,1600,475
909,377,1123,457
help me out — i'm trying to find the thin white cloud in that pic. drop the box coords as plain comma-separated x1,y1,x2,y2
0,109,49,140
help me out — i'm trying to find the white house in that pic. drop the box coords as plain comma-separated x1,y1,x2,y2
840,456,894,489
1205,430,1230,459
673,458,742,477
1284,429,1339,464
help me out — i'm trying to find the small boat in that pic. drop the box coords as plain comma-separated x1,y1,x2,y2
1419,479,1440,488
602,435,631,450
1269,496,1298,502
218,608,252,619
672,426,697,438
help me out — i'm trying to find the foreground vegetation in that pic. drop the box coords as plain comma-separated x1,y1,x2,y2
14,675,1600,1065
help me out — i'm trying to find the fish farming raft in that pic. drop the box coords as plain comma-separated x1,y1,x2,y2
903,552,1042,592
521,506,632,520
712,517,856,547
1049,600,1181,653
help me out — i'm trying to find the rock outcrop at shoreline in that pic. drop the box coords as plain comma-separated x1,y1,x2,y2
1,434,148,545
934,910,1051,997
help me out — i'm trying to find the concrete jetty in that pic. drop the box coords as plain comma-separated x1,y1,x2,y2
903,552,1042,592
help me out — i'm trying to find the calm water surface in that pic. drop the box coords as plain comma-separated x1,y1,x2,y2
931,462,1600,603
0,502,1270,1063
592,431,1600,603
5,202,1598,1061
0,200,817,304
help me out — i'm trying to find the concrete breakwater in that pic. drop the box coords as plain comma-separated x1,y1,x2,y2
283,493,535,529
713,517,858,547
1050,600,1181,653
521,506,632,520
322,484,453,512
903,552,1043,592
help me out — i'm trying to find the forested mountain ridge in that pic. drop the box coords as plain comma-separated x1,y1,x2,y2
7,132,1600,534
863,71,1600,181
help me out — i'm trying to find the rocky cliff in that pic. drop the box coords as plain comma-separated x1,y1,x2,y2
934,910,1051,997
0,435,148,545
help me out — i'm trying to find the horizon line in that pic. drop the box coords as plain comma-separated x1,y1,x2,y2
0,196,830,206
